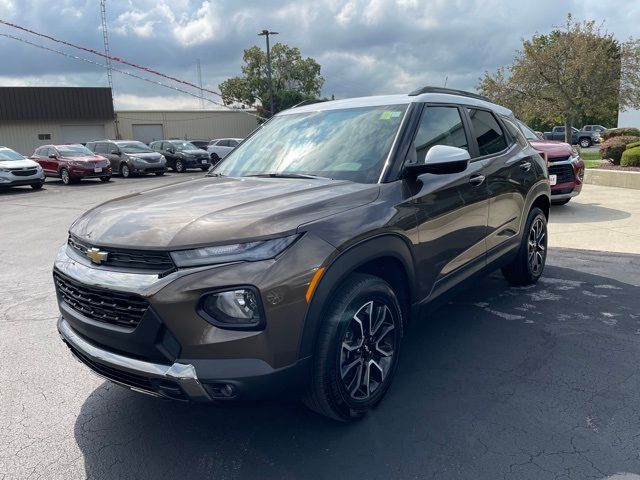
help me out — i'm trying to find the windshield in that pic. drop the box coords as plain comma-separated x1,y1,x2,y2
0,148,25,161
57,145,93,157
213,104,408,183
118,142,153,154
171,141,198,151
517,121,541,141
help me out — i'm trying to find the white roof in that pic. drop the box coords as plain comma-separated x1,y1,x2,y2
279,93,513,117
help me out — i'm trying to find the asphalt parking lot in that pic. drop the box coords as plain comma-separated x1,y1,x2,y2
1,176,640,480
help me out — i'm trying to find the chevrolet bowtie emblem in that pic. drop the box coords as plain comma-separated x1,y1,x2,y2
86,247,109,264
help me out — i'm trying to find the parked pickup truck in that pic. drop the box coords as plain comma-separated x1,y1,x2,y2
543,126,599,147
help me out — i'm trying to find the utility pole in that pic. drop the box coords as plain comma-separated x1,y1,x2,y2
196,59,204,109
100,0,120,138
258,29,278,116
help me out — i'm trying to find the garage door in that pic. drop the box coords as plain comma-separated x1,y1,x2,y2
61,125,106,145
132,124,164,144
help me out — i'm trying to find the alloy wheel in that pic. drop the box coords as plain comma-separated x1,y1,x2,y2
61,169,70,185
339,300,397,400
121,164,130,177
176,160,185,172
528,217,546,275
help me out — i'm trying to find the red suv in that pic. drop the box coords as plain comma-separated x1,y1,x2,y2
518,122,584,205
31,144,112,185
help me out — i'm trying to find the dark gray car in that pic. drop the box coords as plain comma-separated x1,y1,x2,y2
149,140,210,173
86,140,167,177
55,87,550,421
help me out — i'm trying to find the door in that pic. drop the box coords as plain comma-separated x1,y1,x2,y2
61,125,105,145
160,142,176,168
132,124,163,145
468,110,535,264
407,104,490,300
94,142,118,171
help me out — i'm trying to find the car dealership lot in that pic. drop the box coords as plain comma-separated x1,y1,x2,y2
1,179,640,479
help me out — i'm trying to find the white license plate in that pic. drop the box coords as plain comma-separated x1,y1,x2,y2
201,160,208,164
549,174,557,186
94,167,102,173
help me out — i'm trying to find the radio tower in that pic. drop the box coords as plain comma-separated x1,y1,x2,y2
100,0,120,138
196,59,204,109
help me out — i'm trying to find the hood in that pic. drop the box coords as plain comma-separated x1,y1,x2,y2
127,152,162,160
0,159,40,169
62,155,106,162
529,139,574,159
181,149,209,156
70,177,380,248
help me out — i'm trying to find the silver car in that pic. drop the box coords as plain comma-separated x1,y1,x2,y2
0,146,45,190
206,138,243,163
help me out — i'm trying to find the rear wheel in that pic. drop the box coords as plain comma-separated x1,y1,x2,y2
579,137,592,148
304,273,403,421
502,207,547,285
60,168,71,185
201,166,209,171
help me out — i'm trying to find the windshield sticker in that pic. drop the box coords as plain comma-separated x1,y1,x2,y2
380,111,402,120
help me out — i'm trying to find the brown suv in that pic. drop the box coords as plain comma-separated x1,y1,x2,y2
54,87,550,421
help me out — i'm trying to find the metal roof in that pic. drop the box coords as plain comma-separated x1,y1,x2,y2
0,87,114,121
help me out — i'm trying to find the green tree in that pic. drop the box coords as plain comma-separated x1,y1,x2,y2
220,43,324,117
478,15,640,143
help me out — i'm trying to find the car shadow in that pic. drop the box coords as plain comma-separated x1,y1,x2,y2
73,262,640,479
550,201,630,223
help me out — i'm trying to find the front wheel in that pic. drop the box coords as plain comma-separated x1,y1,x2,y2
60,168,71,185
304,273,403,421
502,207,548,285
579,138,592,148
120,163,131,178
175,159,186,173
100,176,111,182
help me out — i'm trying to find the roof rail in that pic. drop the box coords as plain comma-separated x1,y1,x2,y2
292,99,328,108
408,86,491,102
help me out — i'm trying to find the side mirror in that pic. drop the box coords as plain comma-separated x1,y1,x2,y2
167,147,175,154
404,145,470,176
110,149,120,155
48,153,57,159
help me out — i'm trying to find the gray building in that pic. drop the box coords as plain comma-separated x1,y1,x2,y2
0,86,259,156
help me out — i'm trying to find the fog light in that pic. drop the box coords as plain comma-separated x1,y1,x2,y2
200,287,263,329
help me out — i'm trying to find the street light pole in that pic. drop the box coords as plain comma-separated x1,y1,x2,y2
258,29,278,117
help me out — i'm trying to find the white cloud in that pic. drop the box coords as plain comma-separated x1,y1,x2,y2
0,0,16,17
115,93,228,110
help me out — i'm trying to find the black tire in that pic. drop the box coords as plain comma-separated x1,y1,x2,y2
155,171,165,176
304,273,403,421
30,182,44,190
120,163,131,178
552,199,570,206
175,159,186,173
201,166,209,171
210,153,220,164
502,207,548,286
60,168,71,185
100,176,111,182
579,138,592,148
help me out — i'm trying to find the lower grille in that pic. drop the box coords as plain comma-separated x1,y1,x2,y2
67,343,154,392
53,271,149,328
549,164,575,184
11,169,38,176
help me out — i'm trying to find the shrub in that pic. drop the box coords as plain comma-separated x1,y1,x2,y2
626,141,640,149
599,135,640,164
601,127,640,141
621,146,640,167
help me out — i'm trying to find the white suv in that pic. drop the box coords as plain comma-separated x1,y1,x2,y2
0,146,45,190
206,138,243,163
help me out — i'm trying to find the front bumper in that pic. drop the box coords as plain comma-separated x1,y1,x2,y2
69,167,112,178
0,174,44,187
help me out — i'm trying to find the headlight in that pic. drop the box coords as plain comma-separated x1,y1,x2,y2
199,287,263,329
160,155,166,163
170,234,299,267
69,161,84,167
0,167,10,172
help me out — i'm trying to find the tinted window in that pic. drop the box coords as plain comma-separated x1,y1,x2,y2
413,106,468,163
217,140,230,147
502,118,528,148
57,145,93,157
93,143,109,154
118,142,153,153
228,140,239,147
467,109,508,156
517,121,541,141
584,126,592,131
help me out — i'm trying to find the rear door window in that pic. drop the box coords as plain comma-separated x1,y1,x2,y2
466,109,508,156
217,140,230,147
412,106,469,163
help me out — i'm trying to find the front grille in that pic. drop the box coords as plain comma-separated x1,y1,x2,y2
54,271,149,328
67,342,154,392
68,235,174,272
11,168,38,176
547,155,570,163
549,164,575,184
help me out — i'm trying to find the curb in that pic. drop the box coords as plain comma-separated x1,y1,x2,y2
584,169,640,190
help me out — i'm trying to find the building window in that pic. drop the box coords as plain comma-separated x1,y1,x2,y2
38,133,51,140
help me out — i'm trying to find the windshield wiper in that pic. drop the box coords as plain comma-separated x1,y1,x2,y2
245,172,326,179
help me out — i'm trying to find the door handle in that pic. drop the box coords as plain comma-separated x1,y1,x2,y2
520,161,532,171
469,174,485,186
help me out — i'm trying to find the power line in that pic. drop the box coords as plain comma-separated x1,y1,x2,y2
0,32,264,120
0,18,259,111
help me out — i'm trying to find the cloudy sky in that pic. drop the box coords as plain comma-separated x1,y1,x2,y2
0,0,638,110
